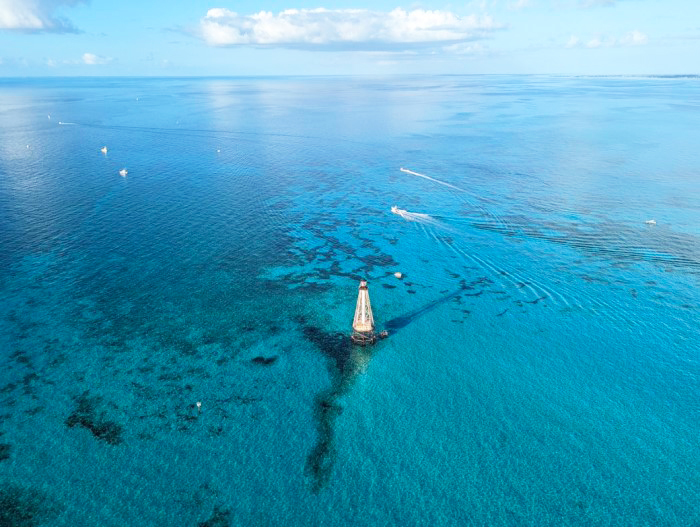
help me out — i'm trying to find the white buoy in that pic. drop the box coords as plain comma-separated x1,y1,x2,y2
394,272,402,279
48,114,51,120
196,401,202,413
217,149,220,153
100,146,107,154
645,219,657,225
119,168,128,177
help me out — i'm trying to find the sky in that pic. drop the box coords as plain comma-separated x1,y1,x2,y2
0,0,698,76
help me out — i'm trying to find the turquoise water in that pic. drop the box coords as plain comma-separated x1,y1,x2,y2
0,76,698,526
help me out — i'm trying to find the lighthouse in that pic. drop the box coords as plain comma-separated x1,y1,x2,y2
351,280,387,345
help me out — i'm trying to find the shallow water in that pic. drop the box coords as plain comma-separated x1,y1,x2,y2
0,76,698,526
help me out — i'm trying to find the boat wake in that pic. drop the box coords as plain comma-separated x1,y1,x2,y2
391,205,441,227
400,167,464,192
399,167,517,235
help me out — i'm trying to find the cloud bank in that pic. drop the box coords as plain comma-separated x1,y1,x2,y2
0,0,85,33
199,8,502,49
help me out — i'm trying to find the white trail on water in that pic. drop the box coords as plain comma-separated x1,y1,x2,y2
400,167,464,192
391,205,443,228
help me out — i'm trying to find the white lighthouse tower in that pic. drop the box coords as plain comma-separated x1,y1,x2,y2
352,280,378,345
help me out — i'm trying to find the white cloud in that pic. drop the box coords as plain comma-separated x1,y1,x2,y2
620,29,648,45
586,37,606,48
82,52,111,65
566,30,648,48
199,8,502,49
0,0,85,33
566,35,580,48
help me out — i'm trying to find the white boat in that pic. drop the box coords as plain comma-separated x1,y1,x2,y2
119,169,128,177
645,219,656,225
101,146,108,154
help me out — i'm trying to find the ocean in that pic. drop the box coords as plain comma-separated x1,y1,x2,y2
0,76,698,526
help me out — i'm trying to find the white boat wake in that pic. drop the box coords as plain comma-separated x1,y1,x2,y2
400,167,464,192
391,205,441,226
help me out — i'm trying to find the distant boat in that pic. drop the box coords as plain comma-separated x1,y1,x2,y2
645,219,657,225
101,146,108,154
119,169,128,177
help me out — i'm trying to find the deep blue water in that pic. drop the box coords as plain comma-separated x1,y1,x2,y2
0,76,698,526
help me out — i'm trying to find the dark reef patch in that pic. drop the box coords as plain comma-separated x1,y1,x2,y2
0,484,60,527
302,326,355,376
198,506,231,527
1,382,17,394
65,392,124,445
301,324,374,491
0,443,10,461
251,356,278,366
359,253,398,269
306,391,345,491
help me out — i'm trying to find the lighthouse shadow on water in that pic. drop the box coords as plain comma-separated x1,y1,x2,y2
384,287,466,333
